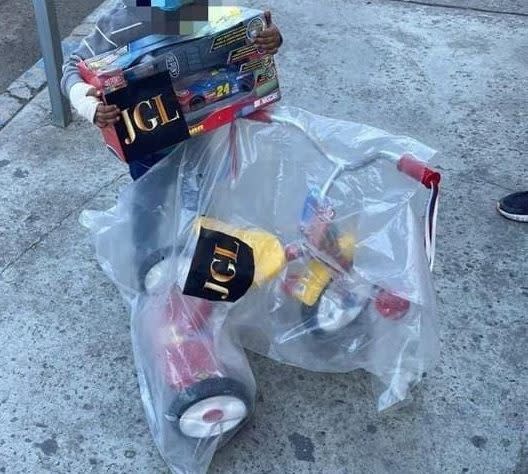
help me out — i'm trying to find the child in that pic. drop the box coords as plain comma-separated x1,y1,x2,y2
63,1,283,286
61,0,283,180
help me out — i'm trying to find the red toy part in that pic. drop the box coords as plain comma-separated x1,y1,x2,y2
153,291,223,390
374,290,410,320
285,243,303,262
193,96,256,133
169,293,213,332
397,154,441,189
165,338,222,390
246,109,273,123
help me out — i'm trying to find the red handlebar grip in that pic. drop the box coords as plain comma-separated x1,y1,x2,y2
397,154,441,189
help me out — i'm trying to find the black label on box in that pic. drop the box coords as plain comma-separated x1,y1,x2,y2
228,44,260,63
105,71,190,162
211,24,247,51
240,57,270,73
183,227,255,302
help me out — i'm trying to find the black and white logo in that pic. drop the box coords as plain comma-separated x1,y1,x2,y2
246,17,265,41
183,227,255,303
166,53,180,79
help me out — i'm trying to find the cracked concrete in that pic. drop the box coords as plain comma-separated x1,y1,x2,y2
0,170,127,278
0,94,22,129
386,0,528,16
0,0,526,473
0,1,113,133
0,90,125,273
7,84,32,101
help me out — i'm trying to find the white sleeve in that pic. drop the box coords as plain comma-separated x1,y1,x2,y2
69,82,101,123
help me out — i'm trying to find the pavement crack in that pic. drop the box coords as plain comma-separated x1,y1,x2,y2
384,0,528,17
0,172,128,278
472,176,517,193
0,94,24,132
32,100,51,113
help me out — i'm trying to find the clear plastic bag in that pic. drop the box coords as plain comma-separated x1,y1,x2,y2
80,105,441,473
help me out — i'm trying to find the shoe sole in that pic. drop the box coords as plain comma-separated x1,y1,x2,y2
496,204,528,223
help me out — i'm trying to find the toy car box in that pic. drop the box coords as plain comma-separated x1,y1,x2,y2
78,6,281,162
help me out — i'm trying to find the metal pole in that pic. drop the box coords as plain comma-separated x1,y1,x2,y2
32,0,72,127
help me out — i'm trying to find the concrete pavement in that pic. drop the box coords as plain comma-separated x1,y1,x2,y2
0,0,105,92
0,0,113,130
0,0,526,473
392,0,528,15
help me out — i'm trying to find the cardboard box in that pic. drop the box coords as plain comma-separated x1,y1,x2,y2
78,7,281,162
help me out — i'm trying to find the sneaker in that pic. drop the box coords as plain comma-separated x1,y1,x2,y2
497,192,528,222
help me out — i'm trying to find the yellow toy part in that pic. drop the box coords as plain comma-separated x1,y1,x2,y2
338,233,356,262
196,217,286,286
293,233,357,307
293,259,333,307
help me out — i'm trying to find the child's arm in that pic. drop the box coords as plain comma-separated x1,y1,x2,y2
61,2,144,127
255,11,283,56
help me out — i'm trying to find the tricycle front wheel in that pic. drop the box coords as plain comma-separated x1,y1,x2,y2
301,283,370,336
166,377,253,439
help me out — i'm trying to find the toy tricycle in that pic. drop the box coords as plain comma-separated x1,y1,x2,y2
82,106,441,474
133,113,440,444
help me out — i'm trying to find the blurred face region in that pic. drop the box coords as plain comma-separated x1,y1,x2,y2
131,0,210,35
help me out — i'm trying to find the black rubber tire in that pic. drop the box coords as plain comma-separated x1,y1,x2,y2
167,377,254,439
301,292,330,338
190,96,206,111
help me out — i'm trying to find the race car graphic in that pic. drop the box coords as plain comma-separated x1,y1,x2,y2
174,68,255,113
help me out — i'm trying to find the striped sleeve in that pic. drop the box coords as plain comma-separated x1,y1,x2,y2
60,4,126,97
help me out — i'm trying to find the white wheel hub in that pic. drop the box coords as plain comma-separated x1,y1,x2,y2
179,395,248,438
316,289,367,333
144,258,174,294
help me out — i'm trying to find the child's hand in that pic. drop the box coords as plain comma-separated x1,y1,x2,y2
255,11,283,55
87,89,121,128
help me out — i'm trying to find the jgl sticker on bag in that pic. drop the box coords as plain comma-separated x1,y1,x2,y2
183,227,255,302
